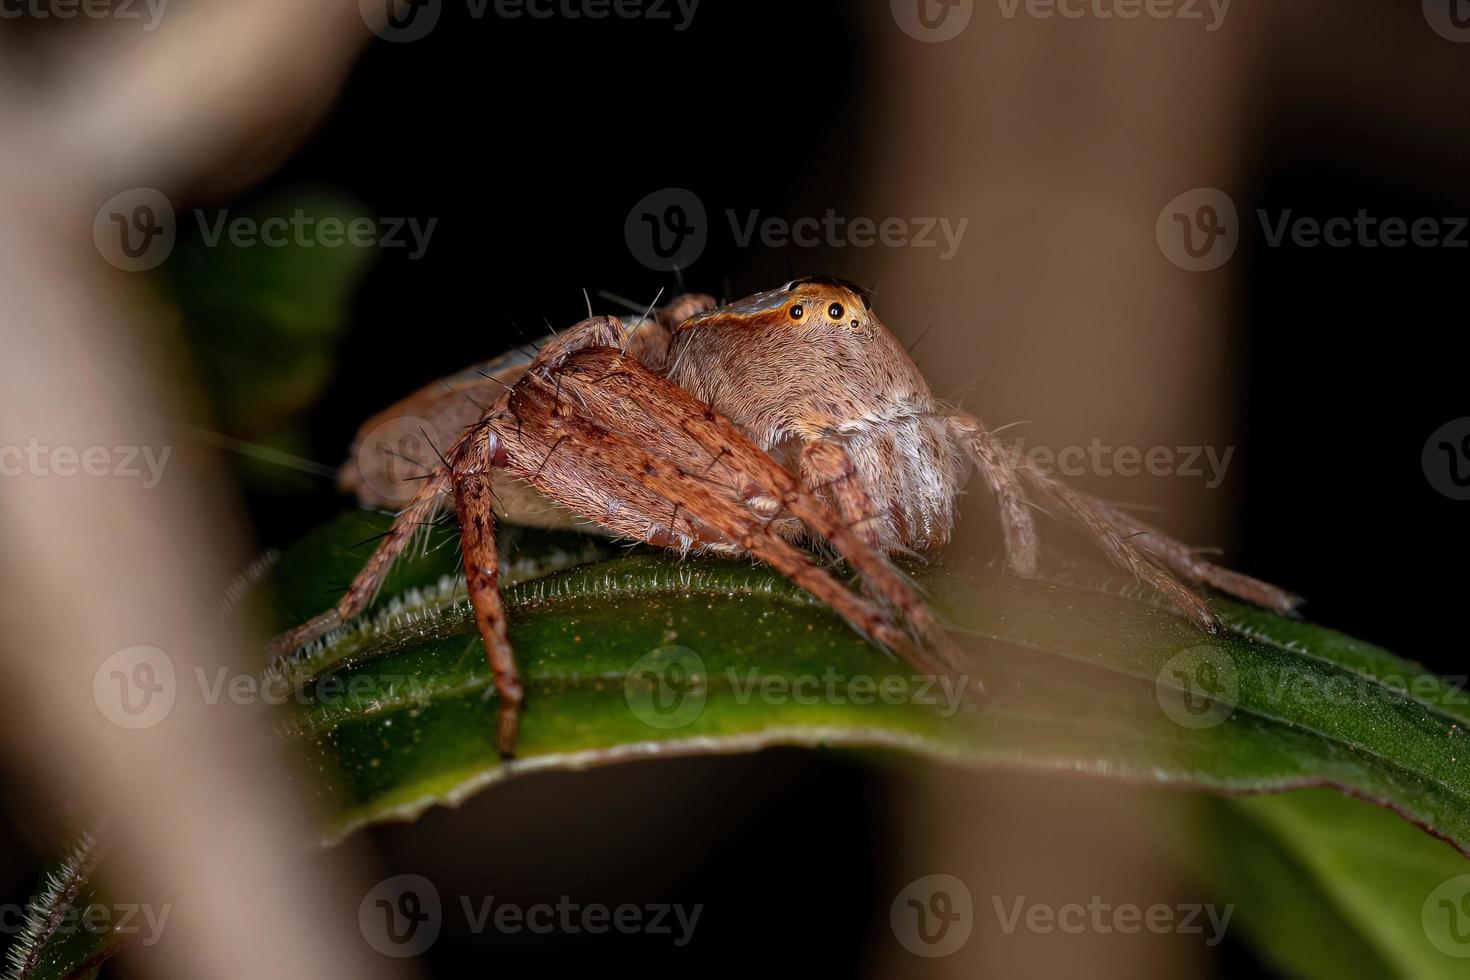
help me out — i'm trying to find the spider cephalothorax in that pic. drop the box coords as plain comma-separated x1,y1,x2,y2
666,277,964,554
272,279,1299,755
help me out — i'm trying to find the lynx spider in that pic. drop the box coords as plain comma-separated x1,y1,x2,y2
268,277,1297,755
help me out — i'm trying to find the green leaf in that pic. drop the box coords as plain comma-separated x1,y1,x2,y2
1201,790,1470,979
167,191,377,442
264,512,1470,856
16,513,1469,974
2,831,122,980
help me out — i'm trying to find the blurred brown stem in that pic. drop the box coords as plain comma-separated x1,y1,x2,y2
0,2,410,977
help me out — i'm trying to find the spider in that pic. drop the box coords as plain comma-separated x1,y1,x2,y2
268,277,1297,755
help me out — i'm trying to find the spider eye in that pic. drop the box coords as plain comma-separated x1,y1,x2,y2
789,304,804,320
828,303,844,321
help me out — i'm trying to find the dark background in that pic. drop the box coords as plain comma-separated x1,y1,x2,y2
4,1,1467,976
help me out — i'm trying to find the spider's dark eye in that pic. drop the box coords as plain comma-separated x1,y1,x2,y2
828,303,844,321
789,304,804,320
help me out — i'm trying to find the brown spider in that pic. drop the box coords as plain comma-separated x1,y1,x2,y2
268,277,1297,755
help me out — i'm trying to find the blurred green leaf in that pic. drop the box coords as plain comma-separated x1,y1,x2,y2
1202,791,1470,979
167,191,377,436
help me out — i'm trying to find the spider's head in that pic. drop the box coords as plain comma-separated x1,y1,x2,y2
664,277,935,444
677,276,875,336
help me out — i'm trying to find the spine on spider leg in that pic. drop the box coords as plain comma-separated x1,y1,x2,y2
582,347,978,691
788,492,979,690
947,412,1039,577
1024,466,1301,616
451,464,523,756
797,441,889,552
1016,466,1218,630
677,469,960,686
537,393,966,690
702,437,969,680
264,469,452,679
949,411,1298,622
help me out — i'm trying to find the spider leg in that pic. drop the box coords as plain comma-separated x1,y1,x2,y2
1018,466,1218,630
502,347,976,687
656,293,718,329
273,418,527,753
265,469,451,663
499,396,959,682
949,410,1299,626
450,443,523,756
798,440,888,551
1021,466,1301,616
947,413,1039,576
